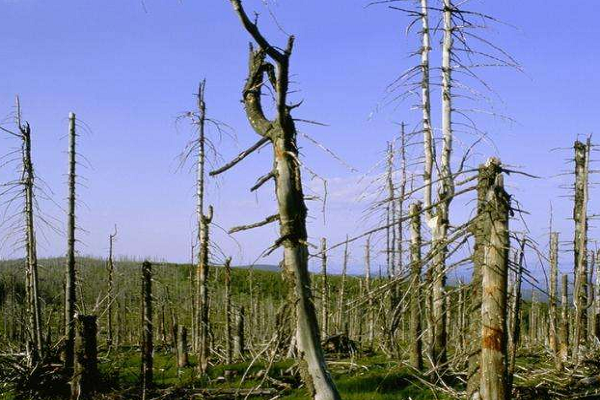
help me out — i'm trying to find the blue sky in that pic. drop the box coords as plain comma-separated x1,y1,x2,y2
1,0,599,277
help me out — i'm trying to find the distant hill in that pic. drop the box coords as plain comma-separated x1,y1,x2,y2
232,264,280,273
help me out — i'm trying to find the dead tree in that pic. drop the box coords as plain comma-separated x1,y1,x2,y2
365,236,374,349
64,112,78,373
559,274,569,366
409,201,423,370
14,99,44,364
234,305,245,360
595,249,600,341
106,226,117,349
477,157,510,400
337,236,349,335
320,238,329,340
141,261,153,394
222,2,341,397
573,139,590,363
429,0,456,368
224,257,233,364
177,325,189,368
468,158,504,399
70,315,99,400
549,232,559,365
508,235,525,388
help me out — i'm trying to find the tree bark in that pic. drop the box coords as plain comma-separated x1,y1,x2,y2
409,201,423,370
70,315,99,400
141,261,153,393
320,238,329,340
228,3,340,397
478,158,510,400
224,257,233,364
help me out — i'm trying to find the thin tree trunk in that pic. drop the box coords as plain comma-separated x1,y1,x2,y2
224,257,233,364
409,201,423,370
365,236,374,350
549,232,559,366
559,274,569,366
64,112,77,372
18,100,43,364
430,0,455,368
106,227,117,349
320,238,329,340
338,236,349,335
141,261,153,395
508,236,525,389
70,315,99,400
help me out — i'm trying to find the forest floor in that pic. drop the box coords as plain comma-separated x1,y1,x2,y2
3,348,600,399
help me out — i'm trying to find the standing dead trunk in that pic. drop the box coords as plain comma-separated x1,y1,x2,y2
559,274,569,366
234,306,245,360
320,238,329,340
478,157,510,400
70,315,99,400
430,0,455,368
573,139,590,363
365,236,374,349
595,250,600,341
64,112,78,372
17,100,43,364
227,3,341,398
224,257,233,364
106,226,117,349
338,236,349,335
549,232,559,365
177,325,189,368
141,261,153,394
508,236,525,389
467,158,503,399
409,201,423,370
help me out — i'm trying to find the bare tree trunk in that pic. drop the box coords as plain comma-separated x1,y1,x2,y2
234,306,245,360
18,101,43,364
141,261,153,395
430,0,455,368
549,232,559,366
177,325,189,369
595,250,600,341
573,139,590,363
508,236,525,390
320,238,329,340
409,201,423,370
477,158,510,400
228,3,341,397
106,227,117,349
420,0,434,223
70,315,99,400
559,274,569,366
224,257,233,364
338,236,349,335
468,158,503,399
64,112,78,372
365,236,374,350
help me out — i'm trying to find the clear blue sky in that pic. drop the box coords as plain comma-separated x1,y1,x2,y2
1,0,599,276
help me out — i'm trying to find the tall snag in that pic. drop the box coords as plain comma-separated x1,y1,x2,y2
224,1,341,398
106,226,117,349
573,139,590,363
16,99,43,364
64,112,78,373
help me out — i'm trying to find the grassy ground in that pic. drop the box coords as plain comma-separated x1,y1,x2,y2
94,350,453,399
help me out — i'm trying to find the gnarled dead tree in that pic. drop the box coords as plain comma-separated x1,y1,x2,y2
220,1,341,398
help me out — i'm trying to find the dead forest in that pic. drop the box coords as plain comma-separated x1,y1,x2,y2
1,1,599,400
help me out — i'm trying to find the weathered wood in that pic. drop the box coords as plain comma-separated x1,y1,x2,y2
228,2,341,397
320,238,329,340
141,261,153,392
234,306,245,360
70,315,99,400
478,158,510,400
409,202,423,370
559,274,569,366
177,325,189,368
573,139,590,363
549,232,559,365
224,257,233,364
